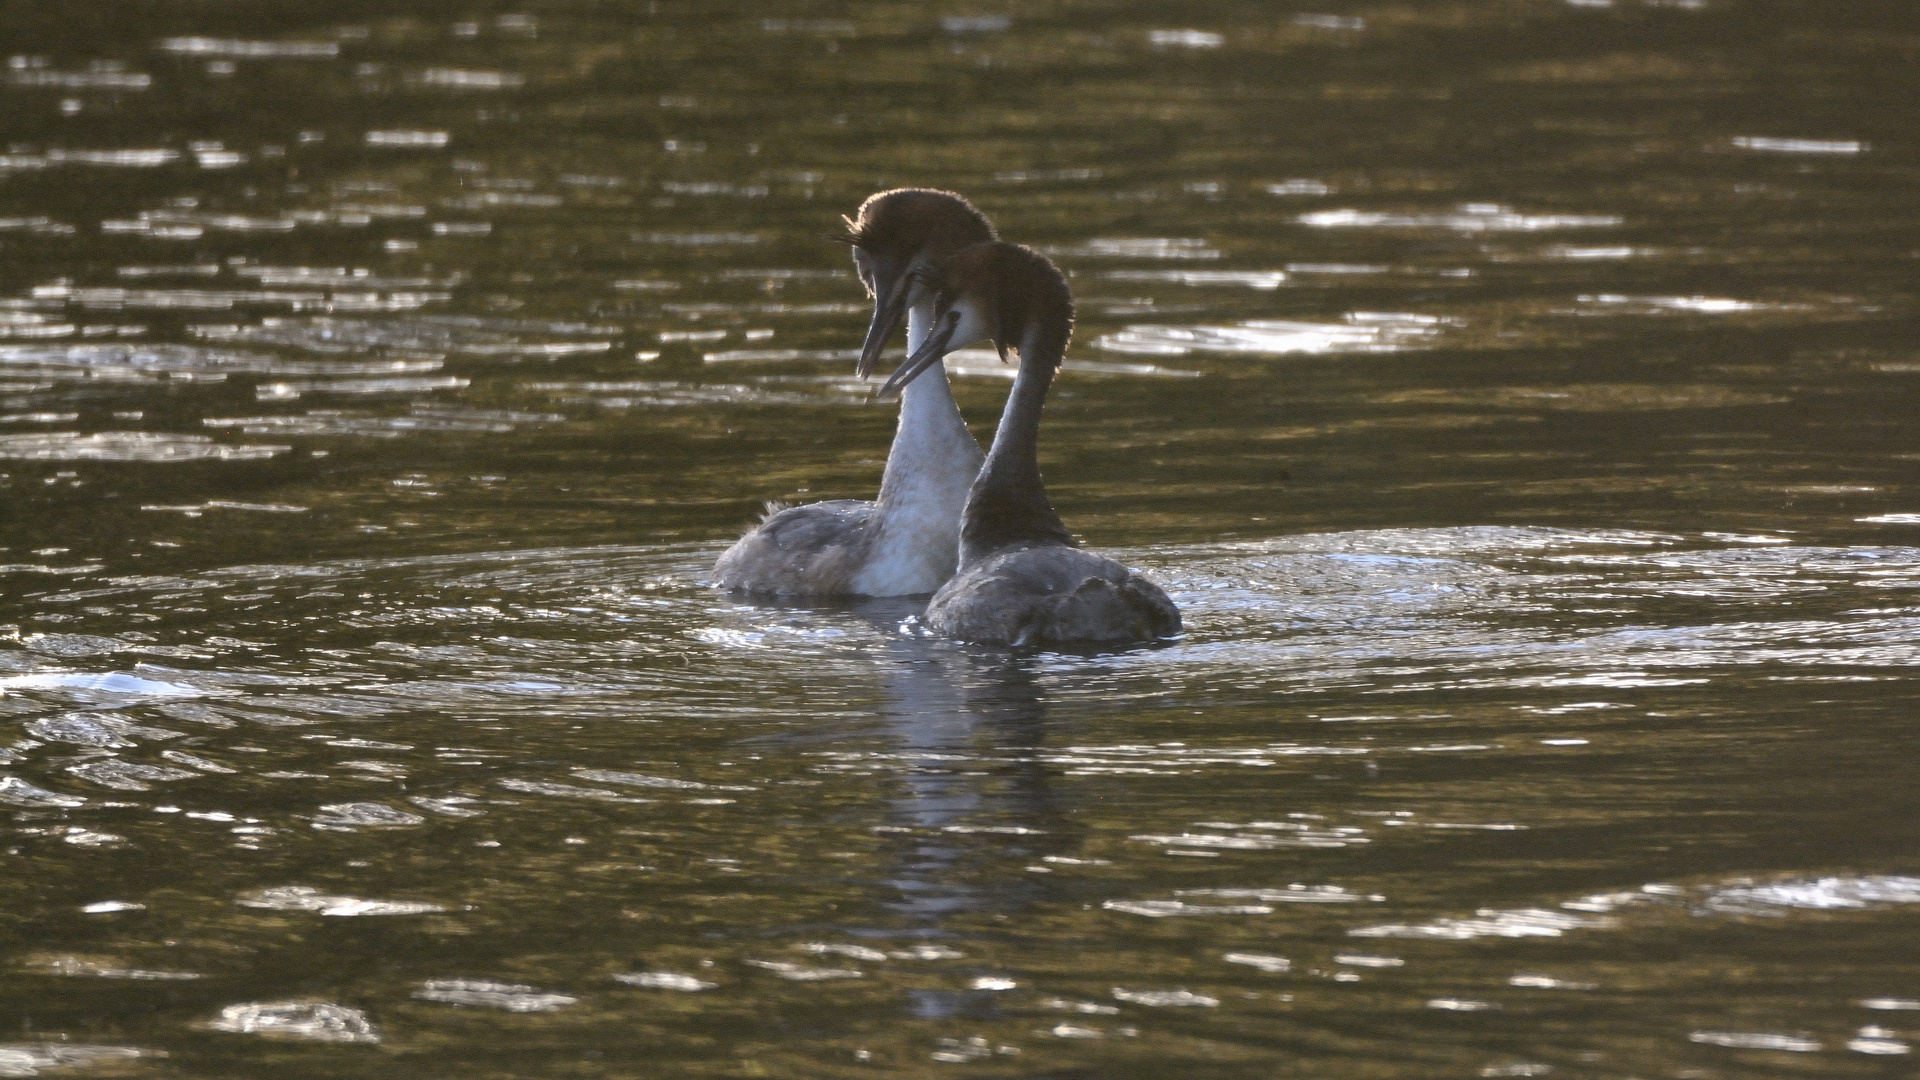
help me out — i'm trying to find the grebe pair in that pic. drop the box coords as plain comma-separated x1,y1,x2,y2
713,190,1179,645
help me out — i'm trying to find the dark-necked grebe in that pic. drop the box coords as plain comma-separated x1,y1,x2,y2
879,242,1180,644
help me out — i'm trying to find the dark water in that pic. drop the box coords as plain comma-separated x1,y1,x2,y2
3,1,1919,1076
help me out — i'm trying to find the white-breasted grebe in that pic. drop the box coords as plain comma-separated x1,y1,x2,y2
713,189,993,596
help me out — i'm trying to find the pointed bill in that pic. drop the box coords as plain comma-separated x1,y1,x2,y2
878,310,960,398
856,268,916,379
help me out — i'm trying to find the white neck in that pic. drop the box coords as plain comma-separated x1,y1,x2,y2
849,303,986,595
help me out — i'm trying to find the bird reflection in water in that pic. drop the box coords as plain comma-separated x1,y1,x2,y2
876,607,1071,1020
875,642,1065,915
746,595,1074,1020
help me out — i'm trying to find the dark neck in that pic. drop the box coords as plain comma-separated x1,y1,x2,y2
958,306,1074,567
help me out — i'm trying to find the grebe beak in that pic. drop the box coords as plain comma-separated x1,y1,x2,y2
878,308,960,398
856,267,921,379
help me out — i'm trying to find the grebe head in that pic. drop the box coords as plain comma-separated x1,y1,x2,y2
878,242,1073,398
839,189,995,378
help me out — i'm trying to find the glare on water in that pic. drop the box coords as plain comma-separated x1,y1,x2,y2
1,2,1917,1077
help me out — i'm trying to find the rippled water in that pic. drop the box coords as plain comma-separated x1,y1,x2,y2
2,2,1918,1077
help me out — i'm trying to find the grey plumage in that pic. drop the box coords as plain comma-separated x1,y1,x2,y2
712,500,875,596
925,543,1181,646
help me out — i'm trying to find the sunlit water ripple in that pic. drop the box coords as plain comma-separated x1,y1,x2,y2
2,1,1917,1076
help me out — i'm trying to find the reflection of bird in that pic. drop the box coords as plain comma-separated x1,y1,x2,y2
713,189,993,597
880,242,1181,645
868,631,1065,923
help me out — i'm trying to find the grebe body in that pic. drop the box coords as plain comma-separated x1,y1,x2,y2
879,243,1180,644
713,190,992,596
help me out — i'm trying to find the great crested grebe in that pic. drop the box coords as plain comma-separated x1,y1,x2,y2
878,242,1181,645
713,189,992,596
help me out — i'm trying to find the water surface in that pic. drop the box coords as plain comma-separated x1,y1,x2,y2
2,2,1918,1077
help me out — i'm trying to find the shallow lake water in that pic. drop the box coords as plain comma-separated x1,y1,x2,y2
2,2,1918,1077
